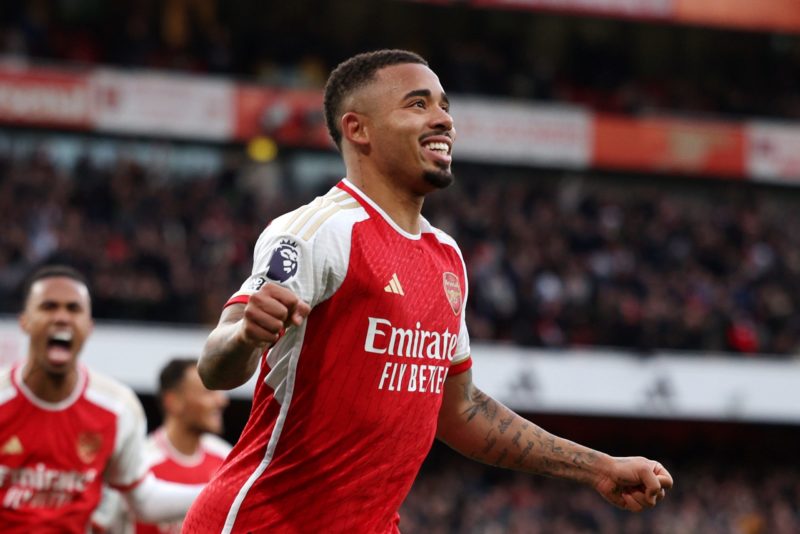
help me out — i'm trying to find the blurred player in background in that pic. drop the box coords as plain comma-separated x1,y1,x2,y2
183,50,673,533
135,358,231,533
0,265,202,533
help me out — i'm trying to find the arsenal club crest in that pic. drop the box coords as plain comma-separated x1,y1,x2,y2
442,272,462,315
77,432,103,464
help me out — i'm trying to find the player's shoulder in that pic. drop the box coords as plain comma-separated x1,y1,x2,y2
84,367,145,419
0,365,16,406
199,433,233,459
264,182,368,245
143,428,169,464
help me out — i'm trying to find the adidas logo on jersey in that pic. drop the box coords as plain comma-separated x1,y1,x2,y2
1,435,23,455
384,273,405,295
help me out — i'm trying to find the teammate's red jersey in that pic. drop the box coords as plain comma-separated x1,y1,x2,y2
0,363,150,534
135,428,231,534
183,180,472,534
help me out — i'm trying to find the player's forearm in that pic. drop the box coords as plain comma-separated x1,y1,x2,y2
437,380,612,485
199,320,263,390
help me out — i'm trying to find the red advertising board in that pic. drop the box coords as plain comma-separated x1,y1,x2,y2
593,115,746,177
0,68,92,129
675,0,800,34
234,85,331,148
423,0,800,33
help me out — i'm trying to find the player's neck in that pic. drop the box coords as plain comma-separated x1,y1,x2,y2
164,419,202,457
347,170,424,234
22,361,79,403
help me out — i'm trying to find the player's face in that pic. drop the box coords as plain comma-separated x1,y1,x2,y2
365,63,455,191
19,277,93,376
177,366,229,435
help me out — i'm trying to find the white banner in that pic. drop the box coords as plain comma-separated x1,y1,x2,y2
452,97,592,168
90,70,235,140
471,344,800,424
746,122,800,182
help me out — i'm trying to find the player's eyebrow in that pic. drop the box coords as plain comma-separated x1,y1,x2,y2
402,89,430,100
402,89,450,106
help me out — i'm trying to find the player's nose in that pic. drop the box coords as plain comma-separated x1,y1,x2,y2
429,105,454,132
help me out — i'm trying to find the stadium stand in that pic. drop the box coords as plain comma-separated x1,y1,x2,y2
1,148,798,355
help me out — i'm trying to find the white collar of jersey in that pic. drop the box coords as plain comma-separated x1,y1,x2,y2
13,363,87,411
342,178,427,241
155,427,205,467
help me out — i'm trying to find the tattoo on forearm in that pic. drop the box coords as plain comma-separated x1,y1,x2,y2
455,386,600,480
482,429,497,455
546,436,563,454
498,416,513,434
462,387,497,423
496,448,509,465
514,440,534,467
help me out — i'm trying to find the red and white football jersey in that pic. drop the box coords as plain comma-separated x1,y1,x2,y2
183,179,472,534
0,363,150,533
135,428,231,534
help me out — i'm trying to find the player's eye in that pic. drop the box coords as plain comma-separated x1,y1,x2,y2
411,100,426,109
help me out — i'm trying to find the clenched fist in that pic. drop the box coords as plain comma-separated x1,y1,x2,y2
593,457,673,512
237,283,311,348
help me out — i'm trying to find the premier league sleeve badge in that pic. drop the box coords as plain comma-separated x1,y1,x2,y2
266,239,300,282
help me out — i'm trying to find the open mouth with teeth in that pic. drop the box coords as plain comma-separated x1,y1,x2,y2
421,139,453,167
46,331,74,365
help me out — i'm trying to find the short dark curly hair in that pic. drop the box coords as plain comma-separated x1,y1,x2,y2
22,264,89,307
324,49,428,150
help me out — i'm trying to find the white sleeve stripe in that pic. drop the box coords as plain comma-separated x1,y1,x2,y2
281,188,352,233
326,189,352,202
301,201,361,240
289,196,349,235
281,197,324,232
294,202,340,237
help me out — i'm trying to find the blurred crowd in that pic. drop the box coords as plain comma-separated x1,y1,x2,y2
428,169,800,355
2,0,800,119
1,148,799,356
0,149,266,324
401,453,800,534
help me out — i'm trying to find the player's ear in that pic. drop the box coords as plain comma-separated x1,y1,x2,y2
18,311,30,334
341,112,370,148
